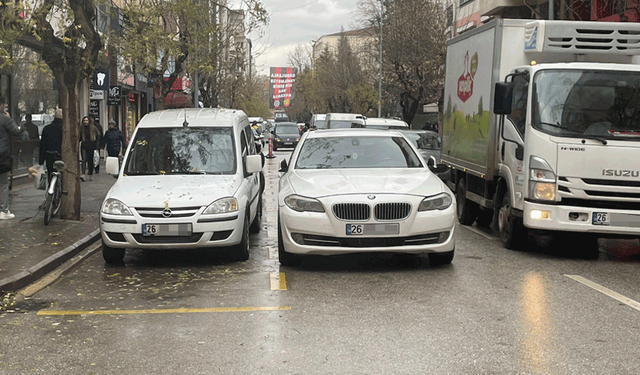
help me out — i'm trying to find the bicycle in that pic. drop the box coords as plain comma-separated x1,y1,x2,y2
43,159,65,225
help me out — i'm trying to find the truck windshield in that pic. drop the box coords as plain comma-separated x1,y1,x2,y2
124,127,236,175
533,69,640,140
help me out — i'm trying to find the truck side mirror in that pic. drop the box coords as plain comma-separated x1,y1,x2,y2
494,82,514,115
515,144,524,161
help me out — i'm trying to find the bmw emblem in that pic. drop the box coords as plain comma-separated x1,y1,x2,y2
367,195,376,200
162,208,172,218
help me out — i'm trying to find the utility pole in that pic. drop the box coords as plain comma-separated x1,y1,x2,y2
377,0,383,118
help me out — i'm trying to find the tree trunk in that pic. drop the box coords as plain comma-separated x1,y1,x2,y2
59,81,82,220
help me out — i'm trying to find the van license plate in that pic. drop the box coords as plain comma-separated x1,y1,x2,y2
143,223,192,236
592,212,610,225
346,223,399,236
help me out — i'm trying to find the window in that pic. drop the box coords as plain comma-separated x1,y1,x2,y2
508,74,528,138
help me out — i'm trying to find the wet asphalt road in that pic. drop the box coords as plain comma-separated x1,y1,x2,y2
1,150,640,374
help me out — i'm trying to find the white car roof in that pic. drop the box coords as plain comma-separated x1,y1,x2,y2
308,128,402,138
137,108,247,128
365,118,409,127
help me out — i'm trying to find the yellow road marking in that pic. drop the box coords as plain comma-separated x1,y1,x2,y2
37,306,291,316
270,272,287,290
566,275,640,312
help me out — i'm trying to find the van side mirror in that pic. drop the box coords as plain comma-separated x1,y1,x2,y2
494,82,514,115
105,156,119,176
279,159,288,173
245,154,262,175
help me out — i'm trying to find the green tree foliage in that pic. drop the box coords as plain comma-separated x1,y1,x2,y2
235,75,271,119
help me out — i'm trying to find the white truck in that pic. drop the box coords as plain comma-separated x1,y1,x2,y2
441,19,640,256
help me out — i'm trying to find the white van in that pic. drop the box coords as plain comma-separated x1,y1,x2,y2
364,118,409,130
325,113,365,129
310,114,327,129
99,108,264,263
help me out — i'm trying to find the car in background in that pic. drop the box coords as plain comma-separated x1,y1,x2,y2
272,122,301,151
325,113,365,129
364,118,409,130
311,114,327,129
277,128,456,266
100,108,264,264
399,129,450,180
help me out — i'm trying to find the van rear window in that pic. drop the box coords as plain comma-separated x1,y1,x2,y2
124,127,236,175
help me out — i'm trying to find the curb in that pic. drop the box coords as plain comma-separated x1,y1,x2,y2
0,229,101,293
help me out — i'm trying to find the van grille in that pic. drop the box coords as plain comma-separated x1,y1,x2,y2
332,203,371,221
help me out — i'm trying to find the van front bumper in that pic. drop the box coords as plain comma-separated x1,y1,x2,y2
99,211,245,249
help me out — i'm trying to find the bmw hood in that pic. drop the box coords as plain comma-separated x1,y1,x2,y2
288,169,445,198
107,175,241,208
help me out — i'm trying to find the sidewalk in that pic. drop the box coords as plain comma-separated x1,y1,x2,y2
0,168,115,292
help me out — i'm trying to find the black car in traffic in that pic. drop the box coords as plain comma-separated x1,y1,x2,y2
271,122,300,151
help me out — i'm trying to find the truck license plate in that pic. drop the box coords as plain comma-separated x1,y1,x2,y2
346,223,399,236
592,212,610,225
143,223,192,236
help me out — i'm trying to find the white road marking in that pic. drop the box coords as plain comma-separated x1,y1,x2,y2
268,246,278,259
565,275,640,313
460,224,497,240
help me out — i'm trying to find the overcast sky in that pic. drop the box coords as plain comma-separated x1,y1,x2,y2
244,0,362,75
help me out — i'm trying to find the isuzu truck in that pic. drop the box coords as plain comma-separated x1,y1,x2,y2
441,19,640,256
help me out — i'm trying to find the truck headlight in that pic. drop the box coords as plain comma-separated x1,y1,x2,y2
284,195,325,213
418,193,453,211
203,197,238,214
529,156,556,201
102,198,133,216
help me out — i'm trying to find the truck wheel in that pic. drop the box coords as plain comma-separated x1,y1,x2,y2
456,179,479,225
476,209,494,228
498,193,527,250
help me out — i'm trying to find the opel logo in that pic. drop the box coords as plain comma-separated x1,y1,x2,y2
367,195,376,200
162,208,172,218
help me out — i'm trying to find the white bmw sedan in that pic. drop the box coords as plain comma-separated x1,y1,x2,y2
277,129,456,266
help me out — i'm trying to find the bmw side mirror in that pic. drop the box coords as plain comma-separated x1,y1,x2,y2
279,159,288,173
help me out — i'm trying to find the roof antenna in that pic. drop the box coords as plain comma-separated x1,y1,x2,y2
183,108,189,127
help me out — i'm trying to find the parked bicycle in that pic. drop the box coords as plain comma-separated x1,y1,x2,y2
43,159,65,225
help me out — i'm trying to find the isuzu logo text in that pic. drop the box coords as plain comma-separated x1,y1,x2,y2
602,169,640,177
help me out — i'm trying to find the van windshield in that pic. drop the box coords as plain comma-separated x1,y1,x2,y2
124,127,236,175
534,69,640,140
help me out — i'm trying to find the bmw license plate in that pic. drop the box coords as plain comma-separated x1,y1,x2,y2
592,212,610,225
143,223,192,236
346,223,399,236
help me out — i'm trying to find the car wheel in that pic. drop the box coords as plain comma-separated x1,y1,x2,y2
456,179,479,225
102,240,125,263
429,249,454,266
249,195,262,234
498,193,527,250
278,213,299,266
231,211,250,261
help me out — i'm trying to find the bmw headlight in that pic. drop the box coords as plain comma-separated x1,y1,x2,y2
418,193,453,211
284,195,325,213
203,197,238,214
102,198,133,216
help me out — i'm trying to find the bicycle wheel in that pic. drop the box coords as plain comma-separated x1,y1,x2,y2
52,177,62,216
43,191,54,226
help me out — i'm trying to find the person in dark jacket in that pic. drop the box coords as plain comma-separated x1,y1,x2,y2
79,116,100,181
23,114,39,140
0,97,28,220
39,109,63,184
101,120,126,157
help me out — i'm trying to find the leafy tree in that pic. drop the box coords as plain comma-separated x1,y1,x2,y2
1,0,104,220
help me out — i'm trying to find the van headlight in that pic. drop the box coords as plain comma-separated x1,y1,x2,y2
203,197,238,214
284,195,325,213
418,193,453,211
102,198,133,216
530,156,556,201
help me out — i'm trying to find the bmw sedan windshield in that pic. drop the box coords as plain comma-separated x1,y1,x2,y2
295,136,423,169
124,127,237,175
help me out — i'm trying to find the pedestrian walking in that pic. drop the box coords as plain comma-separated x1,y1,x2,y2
0,96,28,220
101,120,126,158
79,116,100,181
39,109,63,184
23,114,39,140
94,121,103,174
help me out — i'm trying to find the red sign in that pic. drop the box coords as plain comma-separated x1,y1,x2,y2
457,52,473,103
